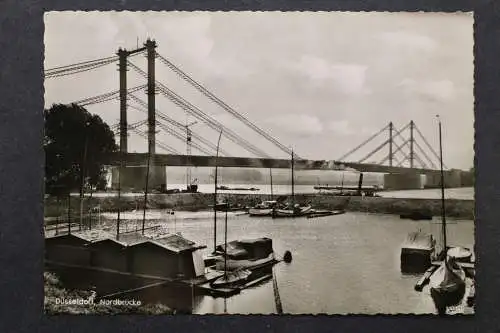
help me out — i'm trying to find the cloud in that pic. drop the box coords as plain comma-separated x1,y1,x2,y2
292,56,369,95
398,78,455,102
264,114,323,137
376,31,437,53
327,120,354,136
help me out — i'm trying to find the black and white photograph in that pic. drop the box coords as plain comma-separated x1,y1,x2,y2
43,11,474,315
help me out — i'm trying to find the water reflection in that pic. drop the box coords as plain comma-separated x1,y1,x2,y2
49,211,474,315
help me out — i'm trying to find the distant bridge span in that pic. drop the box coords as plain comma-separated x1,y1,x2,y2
106,152,443,174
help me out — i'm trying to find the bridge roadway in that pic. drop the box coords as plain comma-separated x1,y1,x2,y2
106,152,440,174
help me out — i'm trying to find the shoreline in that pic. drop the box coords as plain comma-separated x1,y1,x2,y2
44,192,474,220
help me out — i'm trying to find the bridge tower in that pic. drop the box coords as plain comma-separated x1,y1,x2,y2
118,48,128,153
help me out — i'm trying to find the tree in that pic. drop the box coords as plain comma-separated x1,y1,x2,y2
44,103,117,195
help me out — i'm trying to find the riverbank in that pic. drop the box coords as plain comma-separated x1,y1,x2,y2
44,192,474,220
44,272,172,314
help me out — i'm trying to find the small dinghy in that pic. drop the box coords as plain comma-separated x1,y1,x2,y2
429,255,466,315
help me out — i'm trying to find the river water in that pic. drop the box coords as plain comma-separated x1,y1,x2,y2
84,185,474,201
99,209,474,315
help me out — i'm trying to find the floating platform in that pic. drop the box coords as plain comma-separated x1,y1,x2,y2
196,274,272,298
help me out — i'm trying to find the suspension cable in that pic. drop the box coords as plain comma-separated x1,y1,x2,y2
127,61,269,157
338,123,390,161
127,96,230,156
157,53,297,158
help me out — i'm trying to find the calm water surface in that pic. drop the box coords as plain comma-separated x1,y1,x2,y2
101,210,474,315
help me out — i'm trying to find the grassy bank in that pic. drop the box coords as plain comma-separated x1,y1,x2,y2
44,272,172,314
45,192,474,220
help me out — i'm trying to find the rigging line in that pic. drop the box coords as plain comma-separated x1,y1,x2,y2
413,125,447,169
44,59,118,78
358,139,390,163
129,98,229,156
338,124,390,161
157,53,297,158
126,97,229,156
414,141,437,169
127,62,269,157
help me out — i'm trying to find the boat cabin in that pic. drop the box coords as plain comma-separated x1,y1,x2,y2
400,231,436,273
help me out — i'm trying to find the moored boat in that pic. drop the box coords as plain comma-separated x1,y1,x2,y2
272,204,312,218
307,209,346,218
248,201,278,217
210,269,252,288
400,230,436,273
429,255,466,315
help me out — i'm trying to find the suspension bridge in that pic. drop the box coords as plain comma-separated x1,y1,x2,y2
44,38,472,191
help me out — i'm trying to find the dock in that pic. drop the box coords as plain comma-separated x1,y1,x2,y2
196,274,272,298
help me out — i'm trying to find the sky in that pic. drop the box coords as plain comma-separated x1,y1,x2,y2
44,11,474,170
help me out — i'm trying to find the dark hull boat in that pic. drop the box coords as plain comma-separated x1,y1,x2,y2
400,211,433,221
429,256,466,315
207,238,278,288
400,231,436,273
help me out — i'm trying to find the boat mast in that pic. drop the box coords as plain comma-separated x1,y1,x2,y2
142,141,151,235
269,168,274,200
224,203,228,279
340,172,345,194
438,115,447,254
213,129,223,253
116,156,122,240
291,148,295,206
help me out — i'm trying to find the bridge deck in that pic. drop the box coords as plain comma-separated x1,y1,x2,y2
106,152,443,173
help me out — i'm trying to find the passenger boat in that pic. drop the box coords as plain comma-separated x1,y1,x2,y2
248,200,277,217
